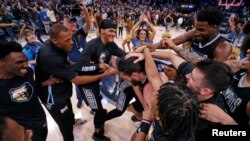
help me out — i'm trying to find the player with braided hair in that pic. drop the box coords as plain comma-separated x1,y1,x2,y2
151,82,199,141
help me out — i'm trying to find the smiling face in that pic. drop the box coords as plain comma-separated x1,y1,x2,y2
25,32,36,43
68,20,77,34
1,52,29,78
138,30,147,41
100,28,116,43
195,21,217,43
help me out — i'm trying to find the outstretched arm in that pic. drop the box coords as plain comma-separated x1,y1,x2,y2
150,51,186,70
162,38,204,64
172,29,195,45
144,19,156,41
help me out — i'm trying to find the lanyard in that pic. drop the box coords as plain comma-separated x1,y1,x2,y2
47,76,55,106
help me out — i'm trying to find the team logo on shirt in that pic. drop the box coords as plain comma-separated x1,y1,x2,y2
9,82,33,103
99,52,107,63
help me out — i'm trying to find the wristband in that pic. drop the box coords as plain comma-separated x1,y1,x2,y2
141,119,152,124
136,121,151,134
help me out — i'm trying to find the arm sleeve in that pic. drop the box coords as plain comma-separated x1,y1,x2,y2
111,43,126,58
41,53,77,81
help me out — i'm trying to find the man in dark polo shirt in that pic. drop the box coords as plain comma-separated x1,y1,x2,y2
74,19,126,141
35,24,116,141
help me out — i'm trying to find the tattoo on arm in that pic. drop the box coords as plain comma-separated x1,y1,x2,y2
176,47,204,64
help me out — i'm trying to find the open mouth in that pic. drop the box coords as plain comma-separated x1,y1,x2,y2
20,68,28,74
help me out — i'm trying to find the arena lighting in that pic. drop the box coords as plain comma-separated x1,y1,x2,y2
181,4,188,8
188,5,195,8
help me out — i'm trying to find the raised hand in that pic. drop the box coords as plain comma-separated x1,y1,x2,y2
125,52,144,63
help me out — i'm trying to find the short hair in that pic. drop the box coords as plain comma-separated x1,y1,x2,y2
0,41,23,59
118,57,145,76
99,19,117,32
50,23,69,39
195,59,232,93
197,7,223,26
241,34,250,57
0,116,7,141
157,82,199,140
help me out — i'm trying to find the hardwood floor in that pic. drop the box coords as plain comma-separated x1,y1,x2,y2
45,90,139,141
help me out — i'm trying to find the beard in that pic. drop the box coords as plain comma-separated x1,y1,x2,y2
131,80,141,86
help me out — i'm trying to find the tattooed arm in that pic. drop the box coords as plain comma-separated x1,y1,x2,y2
175,46,204,64
163,38,204,64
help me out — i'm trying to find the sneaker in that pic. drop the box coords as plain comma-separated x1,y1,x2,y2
131,115,141,122
90,109,96,115
74,118,87,127
76,101,82,108
92,132,110,141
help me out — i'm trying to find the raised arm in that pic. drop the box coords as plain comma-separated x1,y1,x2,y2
143,18,156,41
131,20,142,39
143,48,163,91
19,23,27,36
81,4,91,33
